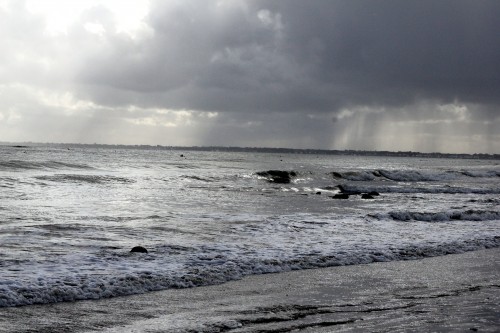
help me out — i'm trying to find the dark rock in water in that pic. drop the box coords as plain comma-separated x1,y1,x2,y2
130,246,148,253
256,170,297,184
368,191,380,196
331,172,343,178
180,154,184,157
361,194,375,199
331,193,350,199
316,191,322,195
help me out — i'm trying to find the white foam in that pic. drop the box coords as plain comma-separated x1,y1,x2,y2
1,215,499,307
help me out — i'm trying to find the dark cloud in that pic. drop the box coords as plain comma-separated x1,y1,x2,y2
72,0,500,118
262,1,500,107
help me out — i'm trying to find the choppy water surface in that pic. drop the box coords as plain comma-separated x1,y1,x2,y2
0,145,499,306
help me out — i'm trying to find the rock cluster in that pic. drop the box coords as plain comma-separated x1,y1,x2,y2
256,170,297,184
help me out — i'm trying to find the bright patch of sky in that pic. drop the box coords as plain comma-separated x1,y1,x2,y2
24,0,150,37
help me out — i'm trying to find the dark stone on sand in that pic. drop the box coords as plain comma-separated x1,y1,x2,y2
180,154,184,157
130,246,148,253
331,193,350,199
256,170,297,184
361,194,375,199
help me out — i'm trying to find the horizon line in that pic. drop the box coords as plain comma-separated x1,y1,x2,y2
1,141,498,159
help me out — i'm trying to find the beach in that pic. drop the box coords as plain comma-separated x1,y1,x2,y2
1,248,498,332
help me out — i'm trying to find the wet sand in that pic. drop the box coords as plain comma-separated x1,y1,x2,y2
1,248,499,332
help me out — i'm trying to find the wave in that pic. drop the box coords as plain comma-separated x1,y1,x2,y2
372,210,500,222
35,174,134,184
0,160,94,171
331,171,376,181
0,236,498,307
329,169,500,182
338,183,500,194
375,169,457,182
461,170,500,178
181,175,217,182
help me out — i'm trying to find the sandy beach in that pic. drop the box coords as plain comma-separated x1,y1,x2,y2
0,248,498,332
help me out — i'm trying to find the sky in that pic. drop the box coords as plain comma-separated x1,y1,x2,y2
1,0,499,153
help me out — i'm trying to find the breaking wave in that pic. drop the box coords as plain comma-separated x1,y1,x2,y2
461,170,500,178
0,160,94,171
338,183,500,195
0,236,499,307
375,170,457,181
35,174,134,184
181,175,217,182
329,169,500,182
373,210,500,222
331,171,376,181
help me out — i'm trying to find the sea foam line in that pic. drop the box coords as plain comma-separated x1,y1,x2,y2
1,237,499,307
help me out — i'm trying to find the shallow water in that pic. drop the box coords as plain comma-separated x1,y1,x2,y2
0,145,499,306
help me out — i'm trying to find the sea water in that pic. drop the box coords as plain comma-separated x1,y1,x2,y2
0,145,499,307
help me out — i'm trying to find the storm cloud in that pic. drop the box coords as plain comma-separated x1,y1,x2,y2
1,0,499,153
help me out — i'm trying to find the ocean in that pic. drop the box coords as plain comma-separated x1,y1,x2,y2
0,145,499,307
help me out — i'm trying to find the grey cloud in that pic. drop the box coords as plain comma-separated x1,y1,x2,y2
70,0,500,120
74,0,325,111
263,0,500,109
3,0,500,118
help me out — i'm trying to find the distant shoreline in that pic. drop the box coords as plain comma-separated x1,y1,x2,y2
1,141,499,160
